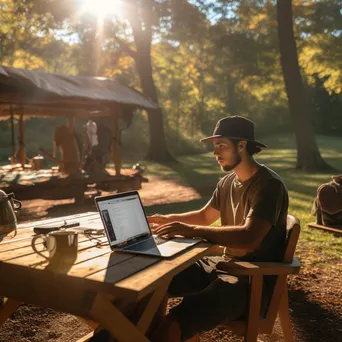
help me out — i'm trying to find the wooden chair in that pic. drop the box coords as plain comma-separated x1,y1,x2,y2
216,214,301,342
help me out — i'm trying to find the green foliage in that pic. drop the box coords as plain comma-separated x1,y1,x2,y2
0,0,341,161
0,117,64,164
0,0,81,74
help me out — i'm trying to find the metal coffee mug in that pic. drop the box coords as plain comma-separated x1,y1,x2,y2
31,231,78,263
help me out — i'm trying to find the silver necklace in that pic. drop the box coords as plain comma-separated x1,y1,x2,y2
230,179,240,225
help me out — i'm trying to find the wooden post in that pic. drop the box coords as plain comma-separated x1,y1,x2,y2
9,104,15,164
67,115,75,131
111,109,121,175
0,298,22,327
18,113,25,167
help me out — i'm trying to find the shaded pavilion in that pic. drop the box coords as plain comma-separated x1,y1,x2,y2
0,66,158,201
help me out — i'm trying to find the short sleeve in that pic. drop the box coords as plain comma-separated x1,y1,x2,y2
209,186,220,210
209,176,227,210
247,179,286,225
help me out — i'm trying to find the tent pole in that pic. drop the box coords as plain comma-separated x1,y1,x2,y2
111,110,121,175
10,104,16,164
18,113,25,167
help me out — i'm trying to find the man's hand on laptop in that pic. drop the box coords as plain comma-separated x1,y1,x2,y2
147,214,170,229
149,222,160,231
153,221,196,239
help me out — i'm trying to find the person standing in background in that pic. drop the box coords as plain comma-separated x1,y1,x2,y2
53,117,81,175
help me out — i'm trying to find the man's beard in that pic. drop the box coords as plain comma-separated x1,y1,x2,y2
222,152,241,172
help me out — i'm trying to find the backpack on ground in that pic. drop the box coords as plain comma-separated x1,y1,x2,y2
312,175,342,227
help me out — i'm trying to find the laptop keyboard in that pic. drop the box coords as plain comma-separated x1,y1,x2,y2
154,235,169,245
123,236,168,251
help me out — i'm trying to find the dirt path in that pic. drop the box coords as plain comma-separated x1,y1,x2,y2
0,176,341,342
15,175,202,222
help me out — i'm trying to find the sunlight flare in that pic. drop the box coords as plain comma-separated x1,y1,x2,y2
79,0,126,20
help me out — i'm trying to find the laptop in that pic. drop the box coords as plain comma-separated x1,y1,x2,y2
94,191,202,257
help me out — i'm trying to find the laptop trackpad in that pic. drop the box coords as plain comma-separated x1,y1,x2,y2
158,239,198,251
143,239,197,257
169,238,198,247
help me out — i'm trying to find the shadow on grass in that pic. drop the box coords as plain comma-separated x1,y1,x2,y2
42,199,209,221
45,200,97,219
152,154,221,198
150,137,342,201
289,287,342,342
166,166,218,197
144,199,208,216
158,158,334,200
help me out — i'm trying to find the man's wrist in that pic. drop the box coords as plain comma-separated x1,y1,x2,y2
191,224,200,238
164,214,179,222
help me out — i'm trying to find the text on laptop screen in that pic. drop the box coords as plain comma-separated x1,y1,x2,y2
97,194,150,246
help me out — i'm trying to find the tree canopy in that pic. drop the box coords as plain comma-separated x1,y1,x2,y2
0,0,341,166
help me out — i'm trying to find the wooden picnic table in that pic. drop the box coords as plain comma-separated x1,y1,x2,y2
0,212,213,341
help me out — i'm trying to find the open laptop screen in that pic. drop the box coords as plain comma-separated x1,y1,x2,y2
96,193,150,247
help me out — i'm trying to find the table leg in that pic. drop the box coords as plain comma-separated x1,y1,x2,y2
76,315,99,330
0,297,22,327
136,277,171,335
89,293,150,342
88,277,171,342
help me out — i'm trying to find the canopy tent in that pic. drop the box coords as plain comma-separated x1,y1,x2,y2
0,65,158,116
0,65,158,172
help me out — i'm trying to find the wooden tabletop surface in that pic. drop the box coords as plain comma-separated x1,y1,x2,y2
0,212,213,303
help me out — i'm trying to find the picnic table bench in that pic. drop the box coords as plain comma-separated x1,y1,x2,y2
0,212,213,341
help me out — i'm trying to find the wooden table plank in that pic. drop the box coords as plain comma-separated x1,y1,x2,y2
85,254,160,289
0,212,100,246
17,212,99,229
0,252,159,316
0,235,108,266
0,233,105,260
0,229,158,296
97,242,214,300
0,212,213,301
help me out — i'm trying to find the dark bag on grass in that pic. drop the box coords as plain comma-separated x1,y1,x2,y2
312,175,342,227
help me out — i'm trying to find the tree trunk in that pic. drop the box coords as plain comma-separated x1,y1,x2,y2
135,42,174,161
276,0,331,171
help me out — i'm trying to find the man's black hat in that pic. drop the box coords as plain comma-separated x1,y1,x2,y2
200,116,267,148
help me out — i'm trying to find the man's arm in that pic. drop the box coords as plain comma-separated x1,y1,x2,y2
148,200,220,227
154,216,272,253
196,216,271,251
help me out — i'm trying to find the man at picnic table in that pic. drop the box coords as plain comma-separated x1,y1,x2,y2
148,115,289,342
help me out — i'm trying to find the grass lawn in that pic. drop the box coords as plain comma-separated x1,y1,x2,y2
137,133,342,267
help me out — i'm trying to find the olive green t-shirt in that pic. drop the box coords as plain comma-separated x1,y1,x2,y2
209,165,288,262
